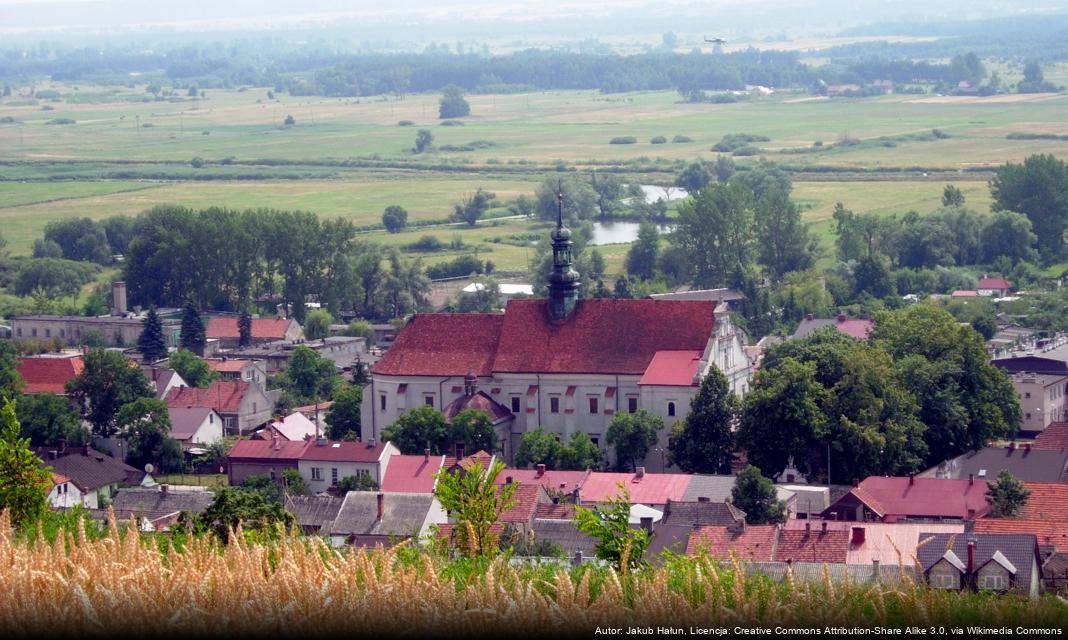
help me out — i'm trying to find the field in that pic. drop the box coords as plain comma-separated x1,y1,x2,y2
1,84,1066,273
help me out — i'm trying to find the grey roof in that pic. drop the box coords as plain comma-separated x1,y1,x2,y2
744,561,908,584
167,406,216,441
662,500,746,527
916,533,1039,594
790,318,837,340
286,495,344,533
153,369,182,400
330,492,434,538
39,448,144,492
681,474,737,503
940,549,967,572
649,288,744,303
111,487,214,521
532,519,598,557
921,446,1068,483
646,523,693,560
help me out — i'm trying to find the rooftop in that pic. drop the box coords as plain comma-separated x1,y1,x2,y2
165,380,255,414
836,476,991,520
791,316,873,341
330,492,436,538
495,468,590,494
783,520,965,567
205,316,296,340
1018,482,1068,522
380,454,445,493
17,354,84,394
916,532,1038,592
921,445,1068,483
299,440,389,463
638,350,703,387
686,525,778,561
37,447,145,492
773,528,849,564
227,438,310,462
166,406,217,441
579,471,692,506
1034,422,1068,451
111,487,214,521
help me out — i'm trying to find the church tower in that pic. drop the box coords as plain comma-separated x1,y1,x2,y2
548,187,580,320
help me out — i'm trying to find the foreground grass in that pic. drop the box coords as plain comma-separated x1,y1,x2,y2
1,513,1065,636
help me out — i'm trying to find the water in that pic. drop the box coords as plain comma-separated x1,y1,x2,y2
589,221,676,246
636,184,688,204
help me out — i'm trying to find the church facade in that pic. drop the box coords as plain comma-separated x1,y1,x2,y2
360,206,752,469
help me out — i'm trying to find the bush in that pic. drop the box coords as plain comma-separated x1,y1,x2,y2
397,120,414,126
671,135,692,143
425,255,486,280
382,205,409,233
609,136,637,144
190,157,205,168
45,118,75,125
0,116,16,124
650,136,667,144
404,235,446,252
712,133,769,152
731,145,762,156
283,115,295,126
440,120,464,127
932,129,950,139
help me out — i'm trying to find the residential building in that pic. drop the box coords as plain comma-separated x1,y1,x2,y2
978,276,1012,297
110,485,214,532
494,466,590,496
205,358,267,386
47,473,84,509
258,412,319,442
17,353,84,395
205,316,303,348
992,340,1068,377
292,401,334,434
227,336,365,373
297,440,399,495
920,444,1068,483
822,475,991,522
686,525,779,561
37,444,152,508
328,492,447,548
167,406,224,451
782,521,965,568
789,313,873,342
918,533,1041,597
1009,373,1068,434
165,380,277,435
285,495,344,535
660,498,747,529
381,453,447,493
773,525,849,564
146,368,187,401
226,438,309,486
577,469,691,507
12,309,181,350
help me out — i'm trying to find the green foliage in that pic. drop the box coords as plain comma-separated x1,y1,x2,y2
673,181,753,288
166,349,218,388
753,187,818,281
434,458,517,558
534,175,597,223
303,309,334,340
195,486,294,543
16,393,89,447
669,367,737,474
325,385,362,441
382,405,448,455
991,154,1068,264
675,160,712,194
713,133,769,153
0,398,53,529
453,279,500,313
986,470,1031,518
14,258,100,297
574,484,650,572
281,468,309,496
341,319,375,341
138,307,169,362
283,114,295,126
589,172,625,218
448,409,499,454
438,85,470,119
117,397,183,473
237,308,253,347
179,301,206,353
609,136,637,145
0,341,24,398
452,188,495,226
557,431,604,470
730,465,786,525
413,129,433,153
625,222,660,280
65,348,153,437
514,427,562,469
336,474,378,495
382,205,409,232
606,410,663,472
942,185,965,207
275,346,339,406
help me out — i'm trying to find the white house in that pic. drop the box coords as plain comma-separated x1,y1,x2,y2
167,406,224,450
298,440,400,495
47,473,85,508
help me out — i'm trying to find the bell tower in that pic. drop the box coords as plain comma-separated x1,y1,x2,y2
548,185,580,320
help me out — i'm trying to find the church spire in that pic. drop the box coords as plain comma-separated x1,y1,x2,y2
548,184,580,320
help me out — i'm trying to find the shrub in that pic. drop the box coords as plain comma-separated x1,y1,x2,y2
190,157,205,168
650,136,667,144
397,120,414,126
609,136,637,144
712,133,769,152
731,145,761,156
404,235,446,252
0,116,16,124
671,135,692,143
45,118,75,125
932,128,950,139
440,120,464,126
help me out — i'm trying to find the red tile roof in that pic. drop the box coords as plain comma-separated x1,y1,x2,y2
443,391,513,422
495,468,590,494
492,299,715,375
978,277,1011,290
205,358,257,373
951,290,979,297
299,440,388,463
535,502,576,519
836,318,874,340
165,380,253,413
1019,482,1068,522
638,350,703,386
227,438,311,461
579,471,692,505
1034,422,1068,451
500,484,542,525
846,476,991,520
773,529,849,563
380,454,445,493
686,525,778,561
974,519,1068,551
17,355,84,394
206,317,294,340
372,314,504,376
783,520,965,566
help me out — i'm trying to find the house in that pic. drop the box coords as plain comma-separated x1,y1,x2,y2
919,444,1068,484
918,533,1041,597
167,406,224,451
530,518,598,560
205,358,267,386
978,276,1012,297
1034,421,1068,450
993,341,1068,377
380,452,447,493
328,492,447,548
226,437,310,486
363,223,751,469
660,498,747,529
782,520,965,568
284,494,344,535
498,483,551,531
165,380,277,435
258,412,319,442
146,368,188,401
227,336,365,373
789,313,873,342
578,469,692,507
297,439,399,494
38,444,151,508
822,475,990,522
17,353,84,395
292,400,334,434
1009,373,1068,434
686,524,779,561
773,524,849,564
47,473,85,508
110,485,214,531
205,316,303,348
495,466,590,496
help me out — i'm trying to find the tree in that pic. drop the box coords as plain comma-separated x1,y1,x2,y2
713,155,735,183
325,385,362,441
986,470,1031,518
625,221,660,280
991,154,1068,264
434,458,517,557
534,175,597,223
672,181,754,288
283,114,295,126
574,484,650,572
137,306,168,362
590,172,624,218
65,349,153,437
557,431,603,470
43,217,111,264
117,397,182,473
166,349,218,388
753,187,817,281
853,254,895,299
942,185,965,208
304,309,333,341
413,129,433,153
0,399,53,529
730,465,786,525
276,346,339,405
676,160,712,194
669,367,737,474
382,405,448,454
0,341,24,399
237,308,253,348
195,487,294,543
980,211,1038,265
180,300,206,355
453,188,494,226
281,468,309,496
606,410,662,472
16,393,89,447
336,474,378,495
448,409,499,453
382,205,409,232
514,427,562,469
438,85,470,119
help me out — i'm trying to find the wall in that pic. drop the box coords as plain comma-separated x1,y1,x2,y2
12,316,181,348
298,459,379,494
228,460,299,486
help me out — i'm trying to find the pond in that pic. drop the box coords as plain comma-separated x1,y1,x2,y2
589,220,676,246
634,184,689,204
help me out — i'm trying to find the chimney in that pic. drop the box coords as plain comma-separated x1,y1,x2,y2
851,526,865,545
161,484,169,497
57,439,65,455
967,508,976,520
872,559,880,577
805,313,814,321
572,551,583,567
376,493,384,520
635,466,645,479
837,312,847,323
821,521,828,534
639,516,653,534
697,496,710,503
536,463,546,477
969,473,974,486
111,281,128,316
272,434,281,451
908,473,915,485
966,541,975,573
424,448,430,461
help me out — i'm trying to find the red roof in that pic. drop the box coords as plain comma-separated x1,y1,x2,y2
380,454,445,493
443,391,513,422
206,316,295,340
974,519,1068,551
227,438,310,461
299,440,388,463
1034,422,1068,451
17,355,84,394
773,529,849,563
847,476,990,520
499,484,542,525
372,314,504,376
951,290,979,298
836,318,874,340
205,358,257,373
579,471,692,505
495,468,591,494
1019,482,1068,522
535,502,577,519
978,277,1011,290
165,380,253,413
687,525,778,561
639,350,703,386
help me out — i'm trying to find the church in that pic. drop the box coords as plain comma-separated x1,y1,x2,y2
360,205,752,469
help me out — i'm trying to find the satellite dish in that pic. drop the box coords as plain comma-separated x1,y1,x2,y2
144,463,155,474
